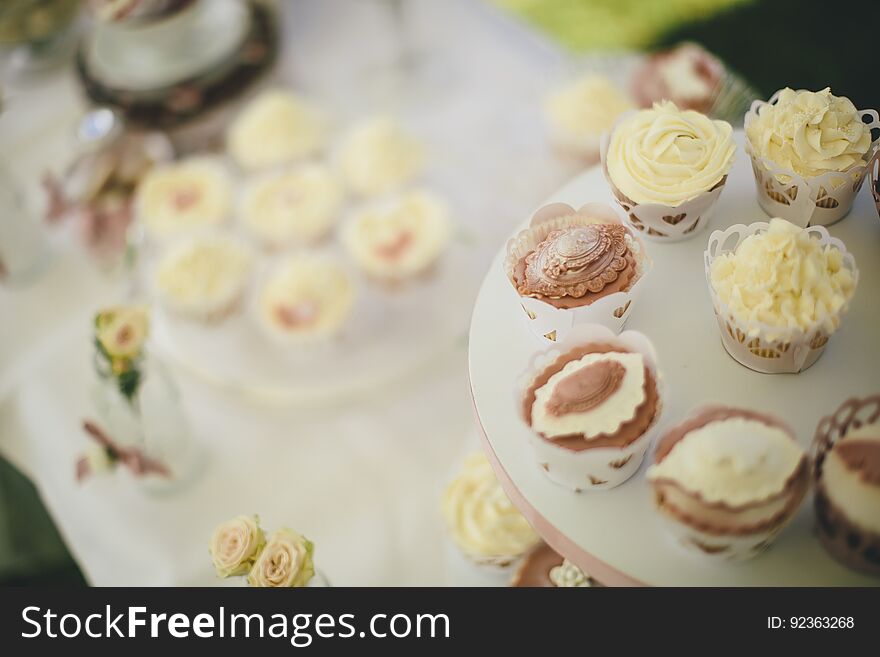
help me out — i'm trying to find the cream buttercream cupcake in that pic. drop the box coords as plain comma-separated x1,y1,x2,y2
341,190,451,283
520,324,663,491
227,90,327,170
602,101,735,240
813,396,880,576
240,165,343,248
745,88,879,226
544,75,633,162
648,406,810,560
155,235,254,322
136,158,232,239
337,117,424,197
510,543,598,587
256,254,354,343
442,452,540,568
706,218,857,373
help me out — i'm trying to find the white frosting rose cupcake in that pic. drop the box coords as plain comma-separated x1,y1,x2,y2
256,254,354,343
240,165,343,248
705,218,858,373
227,90,327,170
543,75,633,163
812,396,880,576
442,452,539,568
136,157,232,239
602,101,735,240
155,234,254,322
337,117,424,197
745,88,879,226
648,406,810,560
341,190,451,283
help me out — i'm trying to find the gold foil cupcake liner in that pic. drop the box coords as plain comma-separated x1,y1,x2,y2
518,323,665,492
744,92,880,227
504,202,651,344
704,222,859,374
811,395,880,575
600,129,728,242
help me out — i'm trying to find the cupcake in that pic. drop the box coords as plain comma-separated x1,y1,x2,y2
705,218,858,374
135,157,232,239
337,117,424,197
155,235,254,322
745,88,879,227
631,43,724,115
240,165,343,248
543,74,633,163
510,543,597,587
227,89,327,170
505,202,649,342
869,150,880,220
647,406,810,560
341,190,451,283
520,324,663,491
256,254,354,343
602,101,735,240
441,452,540,569
812,396,880,576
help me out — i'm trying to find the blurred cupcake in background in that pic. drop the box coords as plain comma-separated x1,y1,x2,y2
812,396,880,576
256,254,354,343
341,190,451,284
155,234,254,323
632,43,723,115
602,100,735,240
227,89,328,171
136,157,232,240
648,406,810,561
337,117,424,197
510,543,598,587
543,74,633,164
240,165,343,249
744,87,879,226
442,452,540,570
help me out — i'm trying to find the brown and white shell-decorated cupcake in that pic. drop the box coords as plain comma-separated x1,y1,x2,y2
505,202,649,343
520,324,663,491
631,43,725,115
510,543,598,587
647,406,810,561
812,396,880,576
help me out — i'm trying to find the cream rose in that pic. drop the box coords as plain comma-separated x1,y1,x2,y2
606,100,735,205
210,515,265,578
746,88,873,178
95,305,149,360
247,528,315,588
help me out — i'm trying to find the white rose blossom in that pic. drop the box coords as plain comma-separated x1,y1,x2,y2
209,515,265,578
247,528,315,588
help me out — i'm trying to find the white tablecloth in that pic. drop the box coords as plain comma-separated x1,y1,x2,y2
0,0,577,586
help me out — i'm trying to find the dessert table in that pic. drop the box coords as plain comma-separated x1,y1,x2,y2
0,0,585,586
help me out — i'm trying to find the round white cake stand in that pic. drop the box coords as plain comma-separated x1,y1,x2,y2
468,131,880,586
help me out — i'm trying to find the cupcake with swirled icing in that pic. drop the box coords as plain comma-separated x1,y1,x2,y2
648,406,809,560
155,234,254,322
510,543,598,587
813,396,880,576
520,326,662,491
227,90,327,170
136,158,232,239
442,452,539,568
341,190,451,283
256,254,354,343
337,117,424,197
240,165,343,248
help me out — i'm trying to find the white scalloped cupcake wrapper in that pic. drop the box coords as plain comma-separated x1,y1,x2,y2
744,93,880,228
870,150,880,220
504,202,652,343
704,222,859,374
517,323,665,491
599,120,730,242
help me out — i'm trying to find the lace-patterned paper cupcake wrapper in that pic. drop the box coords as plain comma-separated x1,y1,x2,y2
870,150,880,220
811,395,880,575
744,92,880,228
600,125,729,242
504,202,651,344
517,323,665,492
704,222,859,374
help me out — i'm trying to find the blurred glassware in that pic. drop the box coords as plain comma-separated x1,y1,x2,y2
0,0,81,76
